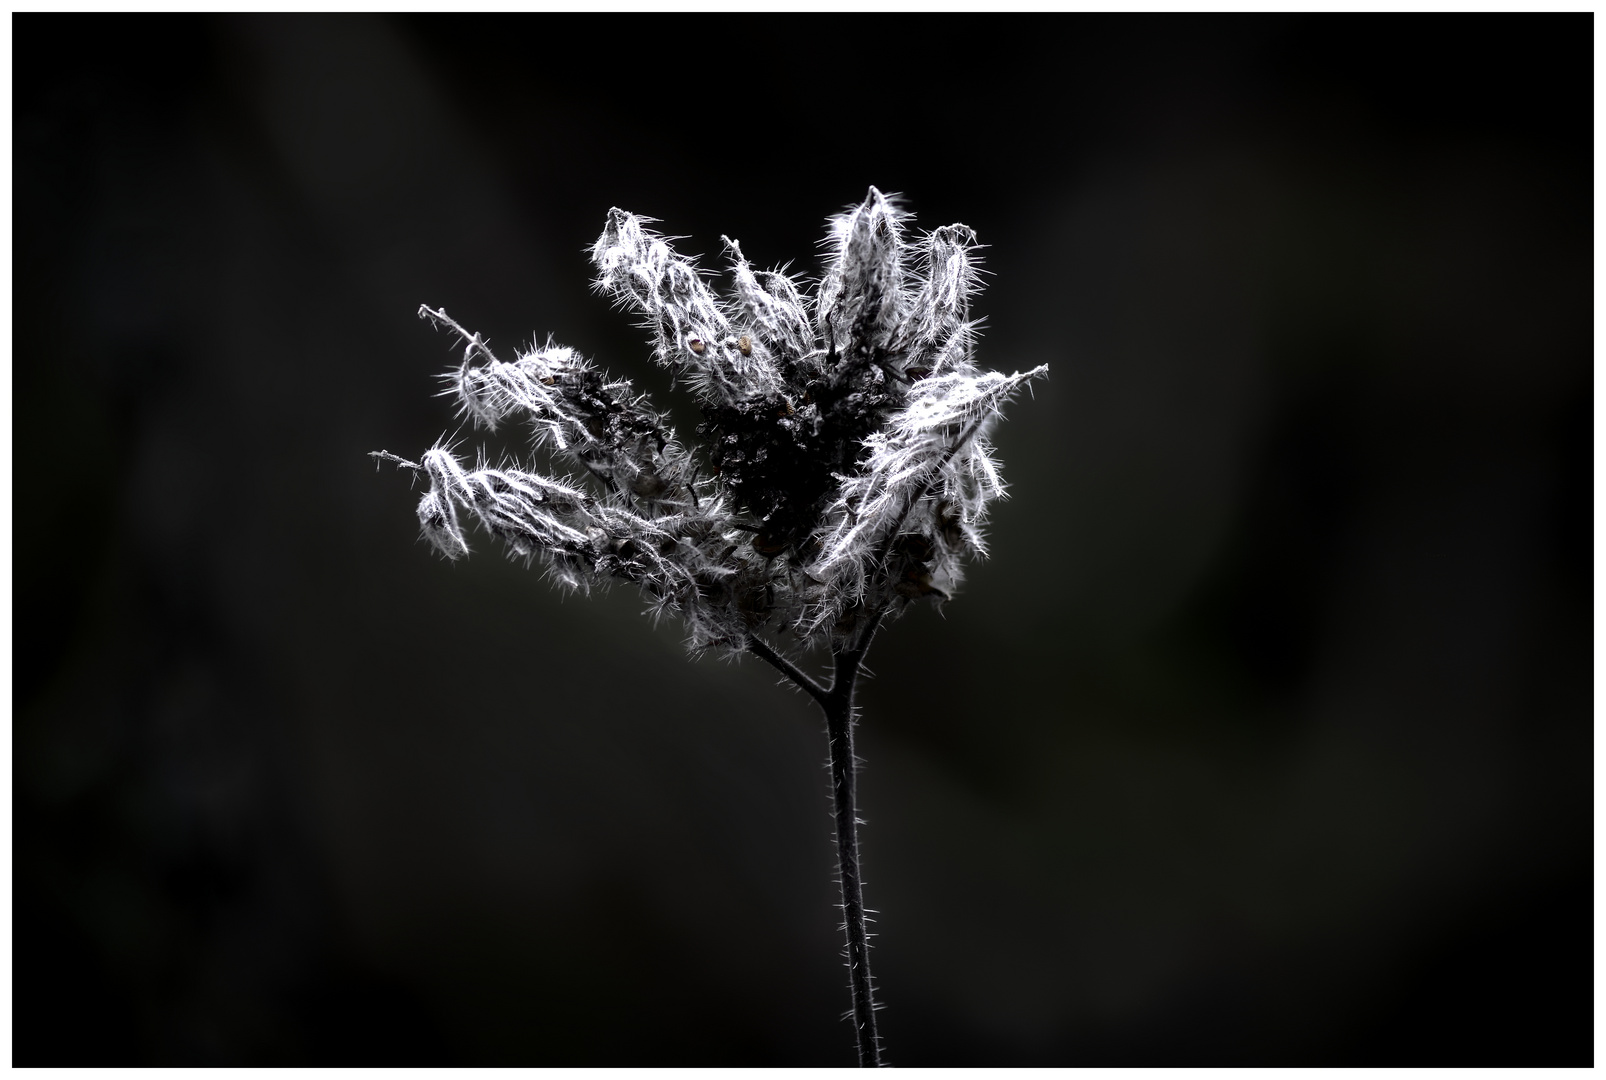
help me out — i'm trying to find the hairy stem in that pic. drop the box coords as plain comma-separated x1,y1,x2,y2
747,609,888,1066
831,609,887,1066
748,633,829,708
825,656,880,1066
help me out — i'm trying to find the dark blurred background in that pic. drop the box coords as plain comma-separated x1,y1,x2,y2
14,13,1592,1066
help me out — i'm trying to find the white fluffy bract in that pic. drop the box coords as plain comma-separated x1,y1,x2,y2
381,189,1047,656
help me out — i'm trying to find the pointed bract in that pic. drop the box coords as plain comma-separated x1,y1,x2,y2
384,191,1047,655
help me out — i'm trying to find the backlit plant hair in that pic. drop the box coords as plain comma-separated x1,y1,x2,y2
376,188,1046,1066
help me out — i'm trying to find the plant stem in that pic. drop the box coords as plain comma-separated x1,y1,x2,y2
825,646,881,1067
749,609,887,1066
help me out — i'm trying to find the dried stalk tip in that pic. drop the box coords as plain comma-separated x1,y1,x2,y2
383,189,1047,655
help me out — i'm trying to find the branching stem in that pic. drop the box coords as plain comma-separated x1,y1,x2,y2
748,633,829,708
748,606,888,1067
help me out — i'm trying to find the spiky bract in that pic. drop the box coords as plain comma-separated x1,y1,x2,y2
381,188,1047,655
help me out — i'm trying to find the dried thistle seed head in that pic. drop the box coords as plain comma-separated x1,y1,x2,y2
380,190,1047,657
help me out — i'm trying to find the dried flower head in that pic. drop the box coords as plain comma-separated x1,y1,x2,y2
376,187,1047,657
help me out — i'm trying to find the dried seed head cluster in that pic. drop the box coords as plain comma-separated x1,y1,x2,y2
377,188,1047,656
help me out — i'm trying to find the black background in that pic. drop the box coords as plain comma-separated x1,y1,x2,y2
15,14,1592,1066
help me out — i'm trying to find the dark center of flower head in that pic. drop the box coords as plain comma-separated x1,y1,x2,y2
699,361,901,558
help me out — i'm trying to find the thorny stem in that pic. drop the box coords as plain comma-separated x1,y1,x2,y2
828,609,886,1068
748,607,888,1067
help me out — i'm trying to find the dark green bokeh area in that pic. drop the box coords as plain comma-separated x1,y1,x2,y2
15,14,1591,1065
